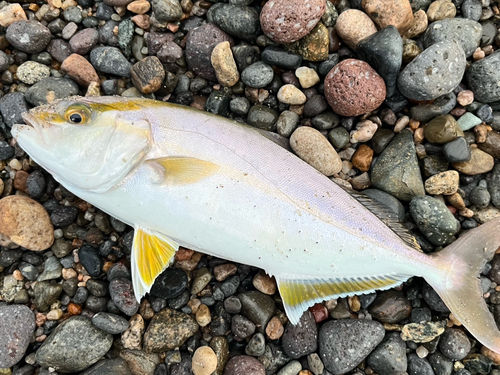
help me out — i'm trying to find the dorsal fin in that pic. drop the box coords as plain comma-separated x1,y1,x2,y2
335,183,422,252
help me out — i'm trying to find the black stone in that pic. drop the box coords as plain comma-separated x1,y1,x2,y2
79,245,104,277
207,4,260,41
26,170,46,199
0,140,14,160
50,206,79,227
150,268,188,299
0,93,29,128
407,353,435,375
261,45,302,70
25,78,79,107
205,89,231,117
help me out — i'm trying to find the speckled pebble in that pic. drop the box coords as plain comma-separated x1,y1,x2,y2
16,61,50,85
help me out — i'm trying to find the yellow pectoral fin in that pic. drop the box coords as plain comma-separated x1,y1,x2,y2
277,274,410,325
148,156,220,185
131,227,179,301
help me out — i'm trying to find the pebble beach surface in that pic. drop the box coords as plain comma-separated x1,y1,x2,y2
1,0,500,374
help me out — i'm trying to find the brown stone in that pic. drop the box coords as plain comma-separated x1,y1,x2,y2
478,131,500,158
402,10,428,39
0,196,54,251
328,27,341,53
122,314,144,350
351,145,374,172
265,316,284,340
13,170,29,192
324,59,386,117
223,356,265,375
61,54,99,87
127,0,150,14
286,22,329,62
368,290,412,324
131,56,165,94
424,170,459,195
362,0,414,33
214,263,237,281
252,271,277,295
335,9,377,50
211,41,239,87
131,14,150,29
457,90,474,106
0,4,27,27
452,147,494,175
192,346,218,375
426,0,456,22
260,0,326,44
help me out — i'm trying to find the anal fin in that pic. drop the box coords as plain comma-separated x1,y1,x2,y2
131,226,179,301
277,274,410,324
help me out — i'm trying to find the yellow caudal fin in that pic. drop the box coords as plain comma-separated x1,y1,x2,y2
427,218,500,354
276,274,410,324
131,227,179,302
147,157,220,185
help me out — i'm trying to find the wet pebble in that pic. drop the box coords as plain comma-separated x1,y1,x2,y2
369,290,412,323
443,137,471,163
109,278,140,316
247,104,278,131
211,41,239,88
452,147,494,175
261,46,302,70
0,92,30,127
334,9,377,50
277,84,306,105
209,4,260,41
424,170,459,195
241,62,274,89
192,346,218,375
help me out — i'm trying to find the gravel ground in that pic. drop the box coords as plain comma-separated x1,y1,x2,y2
1,0,500,374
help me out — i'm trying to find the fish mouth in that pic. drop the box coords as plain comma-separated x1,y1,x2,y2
15,112,62,145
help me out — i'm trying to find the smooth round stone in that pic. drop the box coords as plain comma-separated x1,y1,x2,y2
424,170,459,195
38,256,62,281
186,23,233,81
452,147,494,175
427,352,454,375
241,62,274,88
0,92,29,128
232,315,256,339
211,41,239,87
0,305,35,368
324,59,386,117
192,346,218,375
478,131,500,158
261,46,302,70
328,127,350,149
0,3,27,28
443,137,471,163
402,9,428,39
363,188,405,221
295,67,320,89
409,91,457,122
467,50,500,103
427,0,456,22
36,316,113,373
357,25,403,98
90,46,132,77
362,0,414,33
423,18,482,58
408,354,435,375
409,195,459,245
438,328,471,360
489,164,500,208
6,20,51,53
275,110,299,138
230,97,251,115
208,4,260,41
304,95,328,117
367,333,407,375
63,6,83,23
150,0,182,22
238,291,275,330
26,172,44,199
470,186,491,208
69,28,99,55
150,268,188,299
0,51,9,72
335,9,377,50
50,206,79,227
424,114,464,144
397,40,466,101
462,0,482,20
231,43,259,71
290,126,342,176
371,130,425,202
260,0,326,44
369,290,412,323
46,39,72,62
277,84,306,105
246,104,278,131
0,195,54,251
319,319,385,375
16,61,50,84
245,333,266,357
224,356,265,375
131,56,165,94
0,141,14,161
109,278,140,316
282,311,318,359
312,112,340,130
61,54,100,87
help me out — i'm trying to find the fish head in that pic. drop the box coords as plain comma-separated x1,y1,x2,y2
11,96,152,193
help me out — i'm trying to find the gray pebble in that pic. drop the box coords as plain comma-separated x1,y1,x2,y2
232,44,261,72
25,77,80,107
410,92,457,122
469,186,490,208
109,278,139,316
427,351,453,375
241,62,274,88
328,127,350,149
69,28,99,55
92,312,129,334
312,112,340,130
230,97,251,115
80,358,132,375
423,18,482,57
0,92,29,128
282,311,317,359
151,0,183,23
19,261,39,281
62,22,78,40
46,39,72,63
245,333,266,357
261,45,302,70
489,164,500,208
367,333,407,375
247,104,278,131
363,188,406,221
37,256,62,281
467,50,500,103
0,305,35,368
408,353,435,375
63,6,83,23
6,20,51,53
238,290,276,331
208,4,260,41
443,137,471,163
438,328,471,360
90,46,132,77
462,0,482,21
0,50,9,72
232,314,256,339
276,110,299,138
277,360,302,375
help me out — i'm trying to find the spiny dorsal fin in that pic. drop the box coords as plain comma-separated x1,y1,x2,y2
276,274,410,324
131,226,179,301
335,183,422,252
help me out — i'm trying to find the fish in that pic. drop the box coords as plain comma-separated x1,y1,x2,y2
11,95,500,354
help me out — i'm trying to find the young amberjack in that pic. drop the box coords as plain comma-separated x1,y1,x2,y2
12,96,500,354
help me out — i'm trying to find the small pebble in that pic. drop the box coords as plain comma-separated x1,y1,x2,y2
192,346,218,375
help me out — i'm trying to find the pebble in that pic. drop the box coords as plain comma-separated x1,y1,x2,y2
0,196,54,251
401,320,447,343
462,0,482,21
246,333,266,357
304,96,328,118
150,0,182,22
130,56,165,94
452,147,494,175
0,92,29,127
424,170,459,195
0,305,35,368
230,97,251,116
423,18,482,58
261,46,302,70
92,312,129,334
463,354,493,375
16,61,50,85
469,186,490,208
69,28,99,55
241,62,274,89
290,126,342,176
427,352,453,375
443,137,471,163
408,354,435,375
196,304,211,327
186,23,233,82
467,51,500,103
150,268,187,299
276,110,300,137
371,129,425,201
260,0,326,44
143,308,198,352
457,112,482,131
252,271,276,295
238,291,275,329
397,40,466,101
334,9,377,50
424,114,464,143
38,256,62,281
438,328,471,360
209,4,260,41
403,9,428,39
6,20,51,53
232,314,255,339
122,314,145,350
369,290,412,323
352,145,374,172
324,59,386,117
367,333,408,375
0,4,27,28
427,0,456,22
410,195,459,245
295,67,320,89
231,44,259,72
192,346,218,375
50,206,79,227
90,46,132,77
109,278,140,316
319,319,385,374
80,358,133,375
61,54,100,87
128,0,150,14
362,0,414,33
211,41,239,87
36,316,113,373
277,360,302,375
26,77,79,106
120,349,160,375
223,356,265,375
277,84,307,105
281,311,317,359
246,104,278,131
46,39,72,63
357,25,403,98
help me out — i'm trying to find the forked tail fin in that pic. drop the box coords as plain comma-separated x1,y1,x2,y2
426,217,500,353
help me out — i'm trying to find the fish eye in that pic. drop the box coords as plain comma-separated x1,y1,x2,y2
64,104,91,125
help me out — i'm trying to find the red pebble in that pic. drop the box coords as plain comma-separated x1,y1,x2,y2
309,303,329,323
